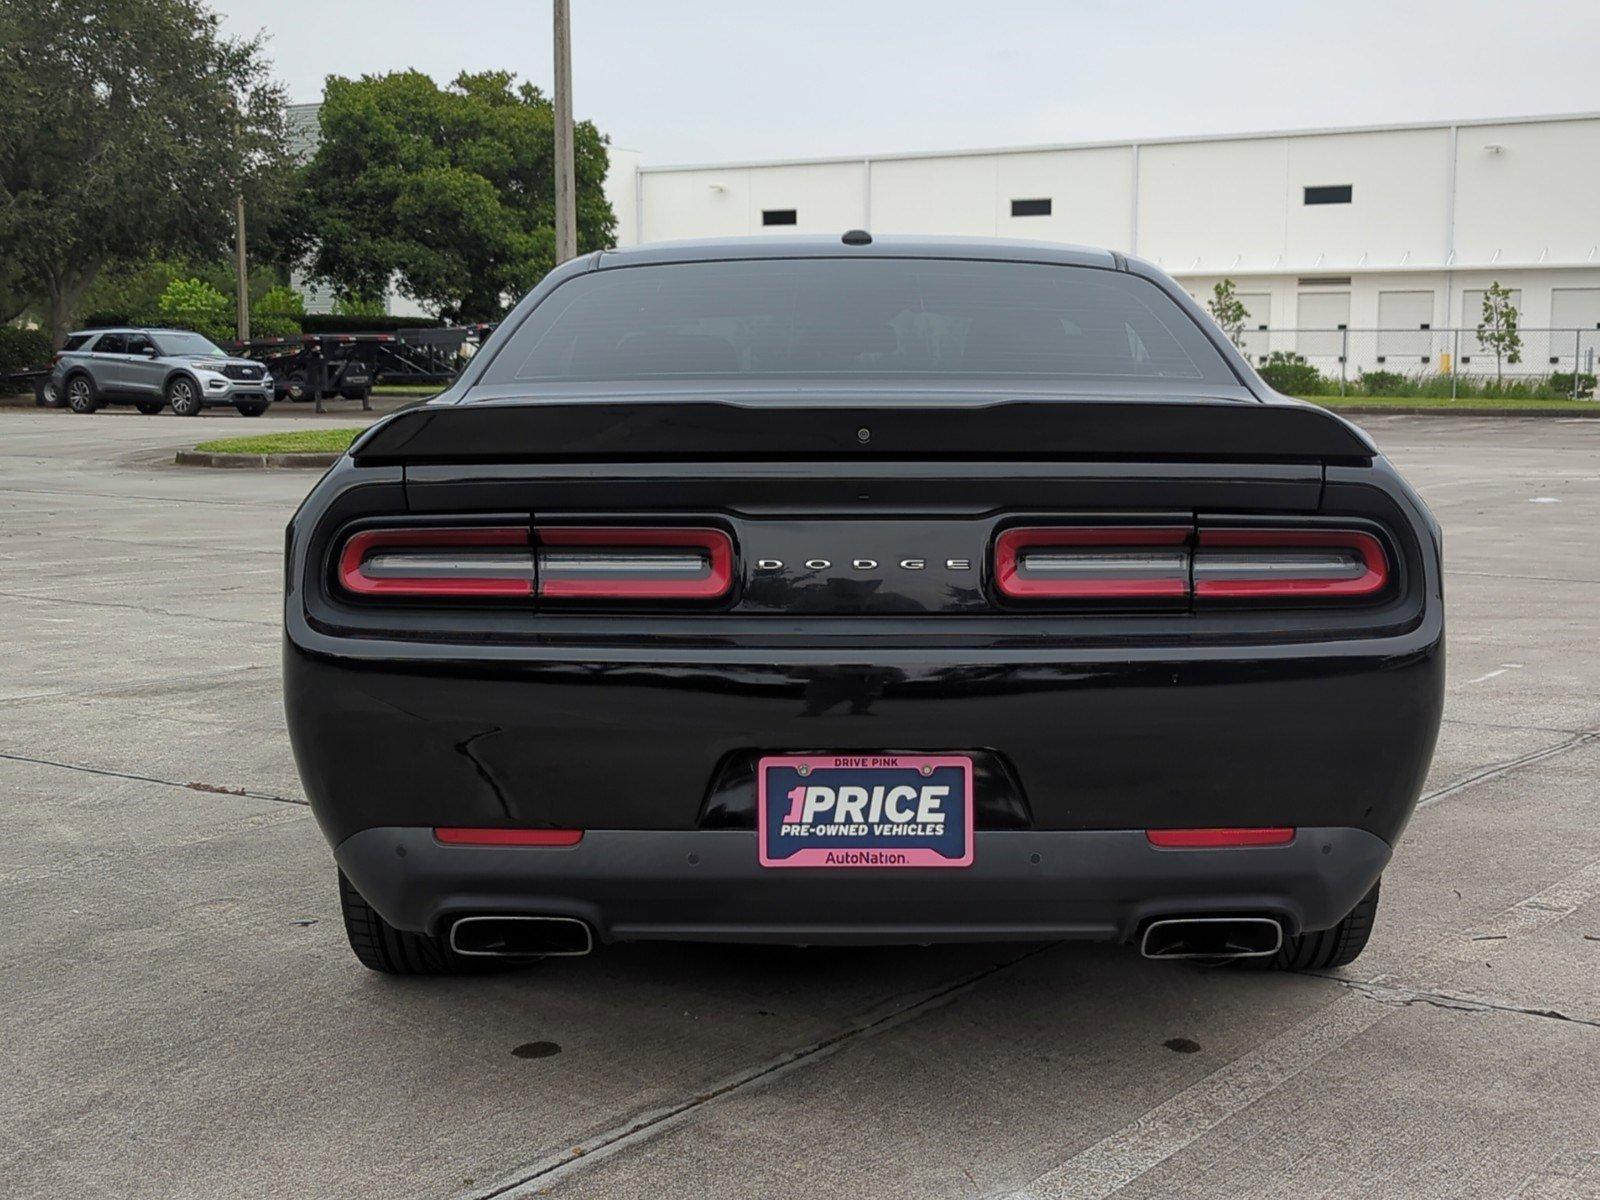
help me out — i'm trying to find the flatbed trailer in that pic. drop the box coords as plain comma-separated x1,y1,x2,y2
232,325,494,400
2,366,58,406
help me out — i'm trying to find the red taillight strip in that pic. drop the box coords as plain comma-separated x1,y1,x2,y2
338,526,532,597
1146,827,1295,848
994,526,1192,600
535,526,734,599
434,827,584,846
1192,528,1388,599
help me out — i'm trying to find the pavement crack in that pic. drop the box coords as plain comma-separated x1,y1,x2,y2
1304,973,1600,1030
468,944,1054,1199
0,750,305,806
1416,727,1600,811
0,588,276,628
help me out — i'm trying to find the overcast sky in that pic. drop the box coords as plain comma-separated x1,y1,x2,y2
213,0,1600,165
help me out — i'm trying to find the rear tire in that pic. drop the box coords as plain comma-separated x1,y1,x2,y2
1263,880,1381,971
35,377,64,408
338,870,503,976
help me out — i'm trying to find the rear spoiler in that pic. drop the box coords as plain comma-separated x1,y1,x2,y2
350,398,1376,466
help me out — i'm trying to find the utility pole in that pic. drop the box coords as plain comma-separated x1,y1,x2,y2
234,194,250,342
552,0,577,264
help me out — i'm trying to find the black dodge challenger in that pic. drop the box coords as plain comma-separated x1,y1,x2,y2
284,234,1444,975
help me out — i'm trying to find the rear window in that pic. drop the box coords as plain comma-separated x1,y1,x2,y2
481,258,1234,386
62,334,91,351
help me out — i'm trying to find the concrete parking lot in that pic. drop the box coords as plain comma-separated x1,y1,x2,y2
2,406,1598,1199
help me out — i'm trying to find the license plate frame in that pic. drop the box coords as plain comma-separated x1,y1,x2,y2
757,754,974,869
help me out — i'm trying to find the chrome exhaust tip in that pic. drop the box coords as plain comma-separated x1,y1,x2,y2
449,915,594,958
1140,916,1284,960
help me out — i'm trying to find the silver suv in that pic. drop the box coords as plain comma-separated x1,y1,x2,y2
50,328,274,417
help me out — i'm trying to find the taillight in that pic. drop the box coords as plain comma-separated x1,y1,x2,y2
535,526,733,599
993,524,1390,606
994,526,1191,601
1192,528,1388,601
336,524,734,602
339,527,533,597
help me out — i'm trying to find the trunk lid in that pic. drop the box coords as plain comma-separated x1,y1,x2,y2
350,395,1375,466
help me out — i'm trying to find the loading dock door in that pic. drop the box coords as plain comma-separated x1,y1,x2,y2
1296,292,1348,360
1377,291,1434,362
1552,289,1600,373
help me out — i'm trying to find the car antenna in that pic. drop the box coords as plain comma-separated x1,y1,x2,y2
841,229,872,246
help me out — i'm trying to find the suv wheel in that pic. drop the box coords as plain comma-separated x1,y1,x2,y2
166,376,203,417
66,373,100,413
338,871,505,976
235,401,268,417
135,400,165,415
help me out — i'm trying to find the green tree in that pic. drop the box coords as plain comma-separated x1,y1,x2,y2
1476,281,1521,384
157,276,232,342
301,70,616,321
80,255,283,324
1207,279,1251,348
0,0,290,344
253,284,305,338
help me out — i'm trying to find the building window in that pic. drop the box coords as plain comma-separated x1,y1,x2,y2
762,209,797,226
1010,198,1052,217
1303,185,1353,206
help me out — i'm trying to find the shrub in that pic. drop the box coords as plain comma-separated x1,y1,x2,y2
157,277,233,343
0,325,54,374
1478,376,1543,400
253,286,305,339
80,311,133,329
332,293,387,318
1256,350,1326,395
300,313,444,333
1356,370,1408,396
1547,372,1597,399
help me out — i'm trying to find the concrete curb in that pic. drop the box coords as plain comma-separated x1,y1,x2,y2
1314,405,1599,418
175,450,341,469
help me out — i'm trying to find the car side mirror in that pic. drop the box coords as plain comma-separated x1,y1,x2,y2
140,346,158,357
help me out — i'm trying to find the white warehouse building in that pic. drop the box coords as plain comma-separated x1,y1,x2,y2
606,112,1600,379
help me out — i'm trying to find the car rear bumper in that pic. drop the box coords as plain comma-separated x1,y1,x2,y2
336,825,1392,943
285,630,1445,851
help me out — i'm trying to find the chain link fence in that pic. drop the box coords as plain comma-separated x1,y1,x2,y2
1229,327,1599,399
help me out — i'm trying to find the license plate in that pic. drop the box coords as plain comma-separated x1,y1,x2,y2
758,754,974,868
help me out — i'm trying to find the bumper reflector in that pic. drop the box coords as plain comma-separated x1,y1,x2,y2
434,828,584,846
1146,827,1295,848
